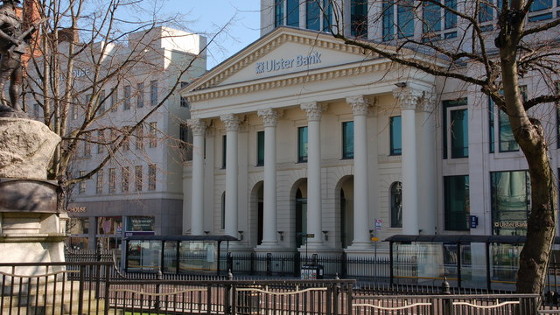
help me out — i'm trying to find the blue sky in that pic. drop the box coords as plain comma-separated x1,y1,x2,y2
160,0,261,69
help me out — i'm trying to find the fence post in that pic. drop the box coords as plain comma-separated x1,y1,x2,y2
103,264,110,315
227,252,233,273
341,252,347,278
441,278,452,315
225,271,233,315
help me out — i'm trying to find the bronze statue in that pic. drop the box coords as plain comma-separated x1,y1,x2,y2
0,0,32,114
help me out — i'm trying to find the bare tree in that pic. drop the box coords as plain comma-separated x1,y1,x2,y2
320,0,560,293
22,0,210,212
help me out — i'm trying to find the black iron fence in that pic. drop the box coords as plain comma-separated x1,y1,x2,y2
1,260,558,314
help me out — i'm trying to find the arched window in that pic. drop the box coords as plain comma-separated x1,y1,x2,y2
390,182,402,228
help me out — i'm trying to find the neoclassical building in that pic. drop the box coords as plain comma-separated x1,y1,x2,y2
183,27,440,254
182,1,559,257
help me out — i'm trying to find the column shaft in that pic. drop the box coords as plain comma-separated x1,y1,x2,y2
188,119,206,235
402,108,419,235
221,114,240,238
353,113,370,244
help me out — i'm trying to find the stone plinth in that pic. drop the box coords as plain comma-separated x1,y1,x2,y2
0,118,65,271
0,118,60,180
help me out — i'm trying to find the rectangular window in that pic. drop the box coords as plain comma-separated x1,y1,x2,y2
390,116,402,155
79,171,86,194
122,167,130,193
137,83,144,108
530,0,552,11
491,171,530,235
306,0,320,31
298,126,308,163
124,85,131,110
149,122,157,148
422,0,457,40
72,98,78,119
96,169,104,194
180,97,189,108
110,87,118,112
442,98,468,159
150,80,158,106
498,109,519,152
450,109,468,158
122,126,130,151
322,0,333,32
97,130,105,154
342,121,354,159
84,132,91,157
275,0,285,27
108,168,116,193
397,0,414,39
286,0,299,27
444,175,470,231
148,164,156,191
135,165,143,192
98,89,106,113
179,123,193,161
222,135,227,169
257,131,265,166
351,0,368,38
382,1,395,41
136,124,144,150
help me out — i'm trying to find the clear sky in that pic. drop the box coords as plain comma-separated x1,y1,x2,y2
160,0,262,69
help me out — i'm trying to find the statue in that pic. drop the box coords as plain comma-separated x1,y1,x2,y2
0,0,35,114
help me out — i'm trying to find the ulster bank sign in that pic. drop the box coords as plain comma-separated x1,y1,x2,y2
255,51,322,75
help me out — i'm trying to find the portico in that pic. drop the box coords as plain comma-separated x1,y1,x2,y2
182,27,437,255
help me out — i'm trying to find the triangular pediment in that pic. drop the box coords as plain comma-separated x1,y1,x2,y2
188,27,383,92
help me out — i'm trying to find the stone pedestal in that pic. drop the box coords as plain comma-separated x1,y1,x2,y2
0,118,65,274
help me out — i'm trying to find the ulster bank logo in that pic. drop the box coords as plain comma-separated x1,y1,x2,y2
255,52,322,75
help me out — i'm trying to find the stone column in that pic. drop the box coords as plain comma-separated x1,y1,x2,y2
257,108,281,247
220,114,240,238
187,119,206,236
347,96,371,247
300,102,326,247
393,87,423,235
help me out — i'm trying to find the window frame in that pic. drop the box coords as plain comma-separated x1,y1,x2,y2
298,126,308,163
137,83,144,108
342,121,354,159
444,175,470,231
389,116,402,156
257,130,265,166
442,98,468,159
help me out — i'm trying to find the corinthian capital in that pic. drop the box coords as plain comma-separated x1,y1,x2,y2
257,108,282,127
220,114,240,132
187,119,207,136
300,102,327,121
346,96,370,116
393,87,424,111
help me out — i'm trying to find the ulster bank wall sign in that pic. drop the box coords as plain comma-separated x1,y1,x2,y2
255,51,322,75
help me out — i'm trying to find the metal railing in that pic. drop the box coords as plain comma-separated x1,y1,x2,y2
0,260,552,315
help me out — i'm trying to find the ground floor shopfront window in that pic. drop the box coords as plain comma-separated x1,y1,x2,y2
491,170,530,236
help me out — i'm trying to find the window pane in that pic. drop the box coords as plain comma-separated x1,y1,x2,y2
390,182,402,228
423,1,441,34
390,116,402,155
444,0,457,29
478,1,494,23
499,109,519,151
257,131,265,166
491,171,530,235
306,0,320,30
137,83,144,108
275,0,284,27
397,0,414,38
450,109,468,158
444,175,469,231
382,1,395,41
222,135,227,168
342,121,354,159
298,126,308,162
322,0,333,32
442,98,467,159
287,0,299,27
351,0,368,37
530,0,552,11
